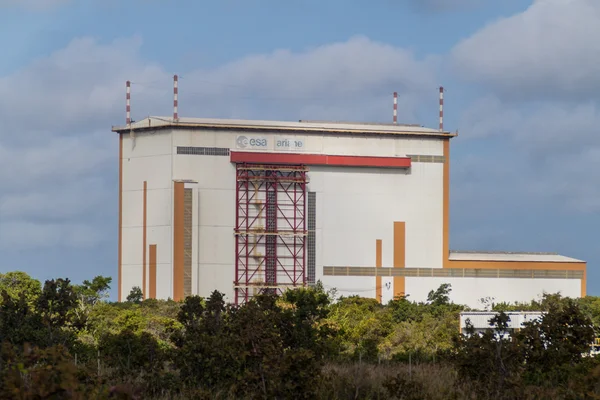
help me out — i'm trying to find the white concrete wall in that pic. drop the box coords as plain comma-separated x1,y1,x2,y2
121,130,173,300
310,163,443,269
173,128,442,157
405,277,581,309
122,127,445,301
170,129,444,302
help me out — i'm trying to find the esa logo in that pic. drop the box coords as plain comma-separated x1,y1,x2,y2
236,136,267,148
236,136,249,148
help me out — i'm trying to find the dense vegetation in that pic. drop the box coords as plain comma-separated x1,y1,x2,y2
1,271,600,399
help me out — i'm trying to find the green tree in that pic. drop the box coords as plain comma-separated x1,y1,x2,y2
451,311,524,399
0,290,44,346
517,298,596,386
0,271,42,305
74,275,112,306
99,329,166,387
452,301,598,398
427,283,451,306
327,296,393,362
126,286,143,304
173,291,240,392
388,295,422,323
36,278,78,347
280,285,337,356
229,292,326,399
71,276,113,330
383,311,459,362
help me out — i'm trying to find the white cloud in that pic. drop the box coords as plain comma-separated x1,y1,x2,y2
451,0,600,99
460,96,600,151
180,35,438,123
455,96,600,214
449,0,600,217
0,35,437,250
0,36,167,134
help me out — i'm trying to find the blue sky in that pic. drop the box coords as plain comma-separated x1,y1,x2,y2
1,0,599,299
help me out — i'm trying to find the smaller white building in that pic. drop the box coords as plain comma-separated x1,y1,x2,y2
460,311,543,337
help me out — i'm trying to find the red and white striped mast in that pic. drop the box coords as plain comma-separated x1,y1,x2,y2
439,86,444,131
393,91,398,124
126,80,131,125
173,74,179,121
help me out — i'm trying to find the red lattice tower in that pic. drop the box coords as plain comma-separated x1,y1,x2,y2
234,163,308,304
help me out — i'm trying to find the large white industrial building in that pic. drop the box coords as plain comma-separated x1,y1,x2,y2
113,116,586,307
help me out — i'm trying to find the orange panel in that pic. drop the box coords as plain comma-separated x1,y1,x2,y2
173,182,185,301
149,245,157,299
118,134,123,302
393,222,406,299
375,239,382,303
142,181,147,300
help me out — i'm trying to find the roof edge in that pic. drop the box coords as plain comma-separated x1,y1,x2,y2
449,250,585,264
451,250,560,256
111,116,458,138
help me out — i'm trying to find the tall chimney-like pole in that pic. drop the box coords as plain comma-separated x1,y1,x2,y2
439,86,444,131
173,75,179,121
393,91,398,124
126,80,131,125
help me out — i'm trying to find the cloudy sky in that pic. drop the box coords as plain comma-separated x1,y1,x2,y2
1,0,599,298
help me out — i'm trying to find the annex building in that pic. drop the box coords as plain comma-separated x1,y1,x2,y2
112,116,586,307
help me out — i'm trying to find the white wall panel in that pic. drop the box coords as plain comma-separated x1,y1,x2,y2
144,188,172,228
156,263,173,300
174,156,235,190
197,226,234,264
122,190,143,228
145,226,171,266
395,138,443,157
381,276,394,304
321,136,395,156
198,189,235,227
122,155,172,191
121,265,143,298
310,162,443,270
322,276,376,299
122,227,143,267
122,131,173,159
405,277,581,309
198,263,235,301
171,128,443,158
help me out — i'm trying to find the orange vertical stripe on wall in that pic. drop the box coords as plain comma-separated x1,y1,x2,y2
375,239,382,303
393,222,406,299
142,181,147,299
149,244,157,299
173,182,185,301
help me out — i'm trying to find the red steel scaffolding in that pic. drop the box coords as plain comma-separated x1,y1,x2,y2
234,163,308,304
